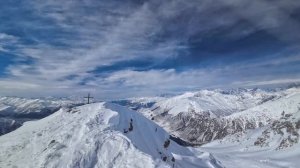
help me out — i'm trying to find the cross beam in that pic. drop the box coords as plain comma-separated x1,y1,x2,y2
84,93,94,104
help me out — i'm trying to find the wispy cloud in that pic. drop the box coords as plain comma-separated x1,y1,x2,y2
0,33,19,52
0,0,300,99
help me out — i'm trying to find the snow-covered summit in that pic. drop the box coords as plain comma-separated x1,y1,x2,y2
0,102,222,168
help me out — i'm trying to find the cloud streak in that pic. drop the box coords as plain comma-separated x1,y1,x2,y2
0,0,300,99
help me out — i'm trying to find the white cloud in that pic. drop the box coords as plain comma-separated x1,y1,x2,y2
1,0,300,99
5,1,184,81
232,78,300,87
0,33,19,52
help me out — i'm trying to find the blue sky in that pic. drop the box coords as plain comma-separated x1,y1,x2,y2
0,0,300,99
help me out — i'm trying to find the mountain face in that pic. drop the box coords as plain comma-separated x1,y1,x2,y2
200,110,300,168
114,88,300,145
111,97,165,111
254,110,300,150
0,102,223,168
0,118,22,136
0,97,79,135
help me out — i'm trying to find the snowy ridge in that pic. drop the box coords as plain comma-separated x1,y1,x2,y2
112,97,166,111
115,88,299,145
0,96,77,118
226,88,300,123
0,102,223,168
0,96,79,136
151,88,284,117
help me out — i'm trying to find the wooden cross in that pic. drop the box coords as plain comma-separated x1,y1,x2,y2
84,93,94,104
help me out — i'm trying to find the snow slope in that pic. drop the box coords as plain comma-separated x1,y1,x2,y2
150,89,283,117
112,97,166,111
0,96,79,136
226,87,300,124
0,96,77,118
0,97,82,135
115,88,299,145
0,102,223,168
200,110,300,168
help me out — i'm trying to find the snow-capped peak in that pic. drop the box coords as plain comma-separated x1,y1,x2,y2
0,102,222,168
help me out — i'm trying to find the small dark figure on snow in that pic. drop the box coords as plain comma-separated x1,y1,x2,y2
164,139,171,148
281,111,285,117
171,157,176,168
129,118,133,131
123,129,128,133
66,108,72,113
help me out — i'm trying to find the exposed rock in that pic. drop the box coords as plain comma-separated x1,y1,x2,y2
155,111,267,145
255,112,300,149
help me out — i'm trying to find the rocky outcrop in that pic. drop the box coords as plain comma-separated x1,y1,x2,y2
154,111,265,145
254,112,300,149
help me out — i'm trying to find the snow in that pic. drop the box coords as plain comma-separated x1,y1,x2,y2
0,96,76,117
112,97,166,112
108,87,300,168
121,88,291,145
200,129,300,168
226,88,300,124
146,88,284,117
0,96,79,136
200,110,300,168
1,87,300,168
0,102,222,168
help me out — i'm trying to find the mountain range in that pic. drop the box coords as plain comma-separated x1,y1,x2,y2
0,87,300,167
